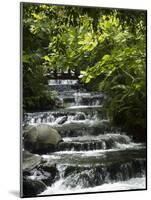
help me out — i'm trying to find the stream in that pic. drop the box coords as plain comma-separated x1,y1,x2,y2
23,79,146,195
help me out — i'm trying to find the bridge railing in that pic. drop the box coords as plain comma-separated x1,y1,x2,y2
45,69,80,80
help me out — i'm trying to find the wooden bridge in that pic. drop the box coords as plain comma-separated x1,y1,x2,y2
45,68,80,80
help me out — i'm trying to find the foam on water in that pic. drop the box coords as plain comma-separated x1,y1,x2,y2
63,133,130,142
114,142,145,150
40,176,146,195
48,79,78,85
66,105,103,109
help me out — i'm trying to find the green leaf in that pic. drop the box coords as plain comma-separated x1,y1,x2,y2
43,56,51,62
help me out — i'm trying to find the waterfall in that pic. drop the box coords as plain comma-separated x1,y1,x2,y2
23,79,146,195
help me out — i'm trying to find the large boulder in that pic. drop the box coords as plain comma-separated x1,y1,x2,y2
23,124,62,154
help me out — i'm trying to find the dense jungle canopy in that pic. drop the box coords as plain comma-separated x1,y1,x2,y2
22,3,146,140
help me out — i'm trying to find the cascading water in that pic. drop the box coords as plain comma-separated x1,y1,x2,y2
23,79,146,195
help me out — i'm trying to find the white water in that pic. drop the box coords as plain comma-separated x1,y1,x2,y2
66,105,103,109
63,133,130,142
24,83,146,196
48,79,78,85
41,141,145,162
40,177,146,195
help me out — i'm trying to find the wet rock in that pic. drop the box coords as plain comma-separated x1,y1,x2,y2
63,158,146,188
40,162,57,173
78,174,91,188
55,97,64,107
22,150,42,171
23,152,59,187
64,166,78,177
56,116,68,124
23,178,46,197
23,124,62,154
74,112,86,120
38,162,59,185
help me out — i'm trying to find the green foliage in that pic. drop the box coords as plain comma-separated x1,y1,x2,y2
81,12,146,138
22,3,146,139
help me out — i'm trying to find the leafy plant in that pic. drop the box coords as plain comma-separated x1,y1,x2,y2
22,3,146,140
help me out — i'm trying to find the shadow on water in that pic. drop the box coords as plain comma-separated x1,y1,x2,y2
9,190,19,197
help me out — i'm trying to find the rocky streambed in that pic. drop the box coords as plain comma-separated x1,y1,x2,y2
21,80,146,197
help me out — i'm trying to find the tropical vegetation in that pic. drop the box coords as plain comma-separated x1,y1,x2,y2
22,3,146,140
